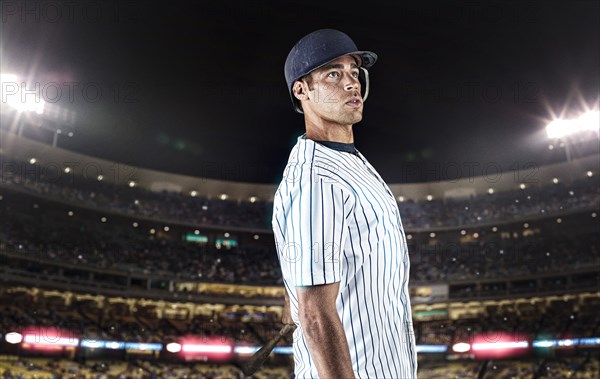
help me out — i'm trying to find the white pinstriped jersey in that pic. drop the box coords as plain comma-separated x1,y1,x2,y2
272,133,417,379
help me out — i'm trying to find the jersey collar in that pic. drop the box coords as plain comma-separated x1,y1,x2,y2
301,133,359,155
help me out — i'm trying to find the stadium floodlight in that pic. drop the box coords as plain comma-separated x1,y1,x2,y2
578,111,600,133
0,73,17,82
546,119,573,139
1,73,46,114
546,111,600,139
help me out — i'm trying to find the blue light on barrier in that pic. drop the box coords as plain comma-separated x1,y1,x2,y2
106,341,126,350
80,340,125,349
81,340,104,349
125,342,162,351
533,337,600,348
579,338,600,346
416,345,448,353
558,339,575,347
273,346,293,354
234,346,292,355
533,340,556,348
80,340,161,351
234,346,260,354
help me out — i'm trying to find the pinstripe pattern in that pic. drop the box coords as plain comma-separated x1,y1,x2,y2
273,133,417,378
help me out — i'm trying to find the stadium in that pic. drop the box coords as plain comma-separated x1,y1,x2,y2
1,109,599,377
1,1,599,378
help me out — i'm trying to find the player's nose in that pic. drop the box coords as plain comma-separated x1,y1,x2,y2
343,74,360,93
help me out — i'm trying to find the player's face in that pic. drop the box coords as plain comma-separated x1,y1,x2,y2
302,55,363,125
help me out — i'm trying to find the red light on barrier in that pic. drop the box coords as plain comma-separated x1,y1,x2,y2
20,326,79,354
471,332,531,359
179,336,234,362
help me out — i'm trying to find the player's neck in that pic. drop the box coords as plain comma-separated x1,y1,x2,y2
305,120,354,144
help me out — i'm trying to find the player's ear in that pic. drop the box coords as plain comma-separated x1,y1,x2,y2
292,80,308,101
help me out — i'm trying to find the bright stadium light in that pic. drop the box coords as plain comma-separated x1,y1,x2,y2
0,73,17,82
546,119,573,139
546,111,599,139
1,73,46,114
578,111,600,132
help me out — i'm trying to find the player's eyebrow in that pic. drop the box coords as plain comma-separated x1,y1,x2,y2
321,62,359,71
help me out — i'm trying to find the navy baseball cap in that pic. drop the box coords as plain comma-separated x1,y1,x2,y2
284,29,378,113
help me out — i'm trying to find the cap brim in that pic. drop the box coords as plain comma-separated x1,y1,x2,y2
310,50,378,72
351,51,378,69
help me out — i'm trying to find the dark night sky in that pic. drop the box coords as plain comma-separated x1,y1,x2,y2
1,0,598,184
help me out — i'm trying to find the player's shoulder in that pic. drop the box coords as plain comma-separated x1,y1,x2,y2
278,134,357,192
285,134,345,169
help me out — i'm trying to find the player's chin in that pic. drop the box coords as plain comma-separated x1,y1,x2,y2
343,111,363,125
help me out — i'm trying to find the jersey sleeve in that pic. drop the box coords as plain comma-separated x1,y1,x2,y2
275,165,355,287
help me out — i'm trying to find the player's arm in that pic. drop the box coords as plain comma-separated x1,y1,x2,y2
281,287,294,326
297,282,355,379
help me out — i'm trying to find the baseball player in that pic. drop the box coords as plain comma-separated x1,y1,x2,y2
272,29,417,378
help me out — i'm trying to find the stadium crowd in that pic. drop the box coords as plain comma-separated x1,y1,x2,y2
0,358,290,378
0,288,598,378
1,192,598,285
1,155,598,231
408,230,599,282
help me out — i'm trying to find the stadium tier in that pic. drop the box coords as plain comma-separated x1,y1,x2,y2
0,186,597,298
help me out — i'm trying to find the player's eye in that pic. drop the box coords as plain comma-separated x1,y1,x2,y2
327,71,340,78
351,71,360,78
